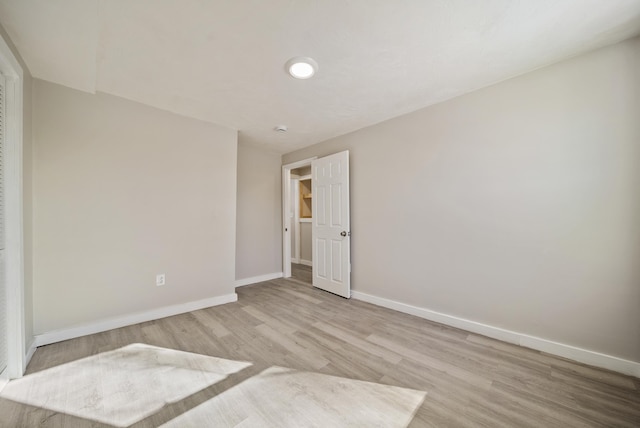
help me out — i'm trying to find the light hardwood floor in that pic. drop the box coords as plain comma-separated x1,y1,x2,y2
291,262,312,284
1,277,639,427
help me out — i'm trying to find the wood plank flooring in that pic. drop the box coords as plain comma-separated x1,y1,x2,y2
1,277,639,427
291,262,312,284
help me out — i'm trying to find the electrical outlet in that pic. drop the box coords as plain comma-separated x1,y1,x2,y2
156,274,166,286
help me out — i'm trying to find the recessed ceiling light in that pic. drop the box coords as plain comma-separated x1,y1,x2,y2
285,57,318,79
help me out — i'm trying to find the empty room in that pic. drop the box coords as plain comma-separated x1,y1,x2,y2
0,1,639,427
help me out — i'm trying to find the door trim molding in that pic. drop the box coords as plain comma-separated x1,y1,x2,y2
281,157,316,278
0,34,26,379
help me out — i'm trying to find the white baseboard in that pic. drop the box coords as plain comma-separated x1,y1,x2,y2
34,293,238,348
298,259,312,267
235,272,283,287
351,291,640,378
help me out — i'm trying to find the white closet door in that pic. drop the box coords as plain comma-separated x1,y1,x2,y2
0,73,7,376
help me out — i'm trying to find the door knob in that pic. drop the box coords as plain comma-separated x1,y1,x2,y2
340,231,347,237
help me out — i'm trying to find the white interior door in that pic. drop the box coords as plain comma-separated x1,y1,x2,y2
312,151,350,298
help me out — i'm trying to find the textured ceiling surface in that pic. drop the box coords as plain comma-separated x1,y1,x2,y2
1,0,640,153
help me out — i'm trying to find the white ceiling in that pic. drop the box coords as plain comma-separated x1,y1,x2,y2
2,1,640,153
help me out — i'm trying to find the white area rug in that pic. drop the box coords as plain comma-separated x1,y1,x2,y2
161,366,427,427
0,343,251,427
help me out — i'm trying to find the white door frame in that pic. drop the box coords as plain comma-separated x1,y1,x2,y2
282,157,316,278
0,34,26,380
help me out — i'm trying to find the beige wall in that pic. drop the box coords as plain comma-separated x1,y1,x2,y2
33,80,238,334
283,37,640,362
235,143,282,280
0,23,34,355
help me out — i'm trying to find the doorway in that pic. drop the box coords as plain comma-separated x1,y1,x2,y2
282,151,351,298
292,165,312,284
282,158,315,284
